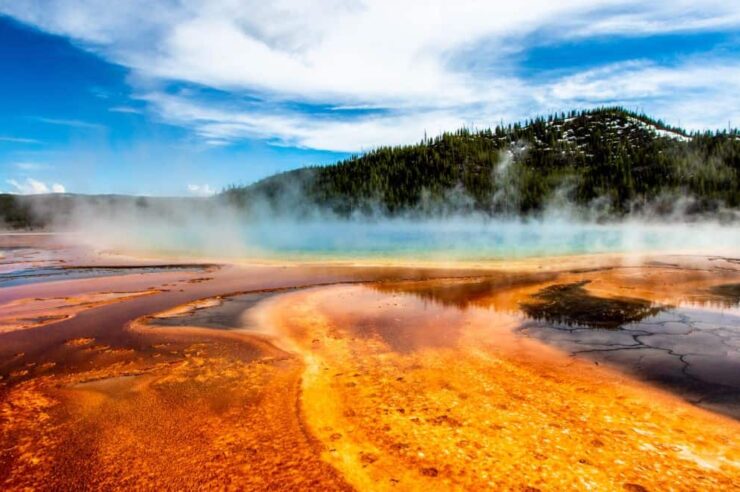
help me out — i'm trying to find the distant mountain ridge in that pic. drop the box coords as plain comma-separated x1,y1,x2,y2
2,107,738,229
222,107,739,219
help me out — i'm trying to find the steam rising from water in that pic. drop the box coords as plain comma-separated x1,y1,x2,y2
52,200,740,261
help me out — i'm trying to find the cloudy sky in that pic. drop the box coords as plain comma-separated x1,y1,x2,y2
1,1,739,195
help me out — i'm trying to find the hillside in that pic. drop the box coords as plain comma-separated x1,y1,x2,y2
222,107,739,218
2,107,739,229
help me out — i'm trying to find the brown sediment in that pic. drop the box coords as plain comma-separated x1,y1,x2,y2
0,237,739,490
150,296,224,319
1,338,353,490
0,272,359,489
0,291,157,333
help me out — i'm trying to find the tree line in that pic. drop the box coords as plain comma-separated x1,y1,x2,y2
223,107,739,218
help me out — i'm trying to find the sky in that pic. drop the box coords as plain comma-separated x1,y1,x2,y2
0,1,739,196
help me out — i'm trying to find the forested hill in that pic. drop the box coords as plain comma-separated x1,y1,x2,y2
222,107,740,218
2,108,739,229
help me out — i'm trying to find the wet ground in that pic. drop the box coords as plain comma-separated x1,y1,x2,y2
147,291,281,331
0,235,738,490
0,264,216,287
518,304,740,418
155,272,740,420
255,285,739,491
0,243,214,287
369,267,740,420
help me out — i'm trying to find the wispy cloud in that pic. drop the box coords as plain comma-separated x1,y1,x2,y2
109,105,143,114
34,117,105,129
547,60,740,102
13,161,49,171
0,136,40,144
143,54,740,151
2,1,739,151
145,92,467,152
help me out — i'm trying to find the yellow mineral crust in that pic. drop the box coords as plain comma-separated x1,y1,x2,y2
260,285,740,491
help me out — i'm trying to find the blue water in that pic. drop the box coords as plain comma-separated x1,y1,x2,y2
0,265,208,287
125,219,740,261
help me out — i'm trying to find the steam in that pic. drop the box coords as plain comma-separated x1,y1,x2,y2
6,142,739,262
19,193,739,262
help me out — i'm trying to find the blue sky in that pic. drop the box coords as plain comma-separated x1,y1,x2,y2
1,1,739,196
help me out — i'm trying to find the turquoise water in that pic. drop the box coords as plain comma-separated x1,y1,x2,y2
124,219,740,260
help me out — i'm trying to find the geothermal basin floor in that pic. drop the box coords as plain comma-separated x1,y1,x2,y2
0,238,738,490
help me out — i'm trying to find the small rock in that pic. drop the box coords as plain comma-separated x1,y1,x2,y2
360,452,378,465
623,484,648,492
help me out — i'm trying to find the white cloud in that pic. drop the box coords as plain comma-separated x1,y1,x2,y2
543,60,740,128
6,178,66,195
143,55,740,151
13,162,49,171
0,136,40,144
34,117,105,129
548,61,740,102
2,1,740,151
5,1,719,105
146,92,469,152
187,183,215,196
109,106,143,114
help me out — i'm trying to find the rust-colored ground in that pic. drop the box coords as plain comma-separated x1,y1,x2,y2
262,285,738,491
0,238,738,491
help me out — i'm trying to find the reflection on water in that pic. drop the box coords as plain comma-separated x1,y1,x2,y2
710,283,740,306
313,286,476,353
138,263,740,418
371,271,556,310
148,291,278,331
520,280,664,329
365,271,740,419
